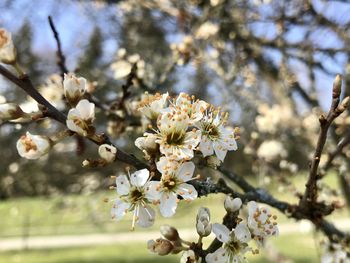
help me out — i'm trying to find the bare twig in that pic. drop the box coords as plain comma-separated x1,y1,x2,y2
48,16,68,76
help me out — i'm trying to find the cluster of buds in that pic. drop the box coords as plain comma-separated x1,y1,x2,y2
149,196,279,262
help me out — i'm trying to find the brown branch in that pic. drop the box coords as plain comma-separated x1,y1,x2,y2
48,16,68,76
0,64,147,170
301,75,348,207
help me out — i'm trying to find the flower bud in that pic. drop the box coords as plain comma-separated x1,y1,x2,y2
196,207,211,237
98,144,117,163
16,132,51,159
332,74,342,98
160,225,180,241
63,73,86,105
0,103,24,121
224,196,242,213
180,250,199,263
66,99,95,137
147,238,174,256
0,28,16,64
337,96,350,113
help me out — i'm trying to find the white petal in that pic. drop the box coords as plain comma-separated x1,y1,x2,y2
160,192,178,217
212,223,230,243
199,136,214,157
75,99,95,120
130,169,149,187
213,142,227,161
137,204,155,228
176,183,198,200
176,162,195,182
205,247,228,263
115,174,130,195
247,201,258,216
234,222,251,243
111,198,130,220
144,181,161,201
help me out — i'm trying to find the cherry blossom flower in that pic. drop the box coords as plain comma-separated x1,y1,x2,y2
138,92,168,120
155,111,201,160
198,109,237,161
169,92,208,125
145,160,198,217
247,201,279,246
66,99,95,136
16,132,51,159
135,133,158,159
0,28,16,64
111,168,155,229
206,222,252,263
63,73,86,104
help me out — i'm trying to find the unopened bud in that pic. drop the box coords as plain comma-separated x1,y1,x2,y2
196,207,211,237
63,73,86,105
147,238,174,256
224,196,242,213
160,225,180,241
0,28,16,64
337,96,350,113
98,144,117,163
333,74,342,98
82,160,90,167
0,103,24,121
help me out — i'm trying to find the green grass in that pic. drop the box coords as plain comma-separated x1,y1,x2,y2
0,233,320,263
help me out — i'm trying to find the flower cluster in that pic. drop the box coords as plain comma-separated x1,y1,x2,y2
108,92,238,228
148,196,279,263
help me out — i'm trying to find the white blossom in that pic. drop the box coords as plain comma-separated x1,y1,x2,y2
98,144,117,163
198,110,237,161
145,160,198,217
135,133,158,159
321,242,350,263
0,28,16,64
111,168,155,229
155,112,201,160
195,22,219,40
206,223,252,263
138,92,168,120
66,99,95,136
63,73,86,104
257,140,287,162
16,132,51,159
247,201,279,246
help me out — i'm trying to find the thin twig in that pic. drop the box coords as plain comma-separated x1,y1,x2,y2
48,16,68,76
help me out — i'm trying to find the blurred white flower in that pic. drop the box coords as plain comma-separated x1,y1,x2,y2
111,60,132,79
206,223,252,263
247,201,279,246
321,242,350,263
98,144,117,163
0,28,16,64
0,103,24,121
16,132,51,159
111,169,155,229
39,74,65,110
195,22,219,40
257,140,287,162
63,73,86,104
145,161,198,217
66,99,95,136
